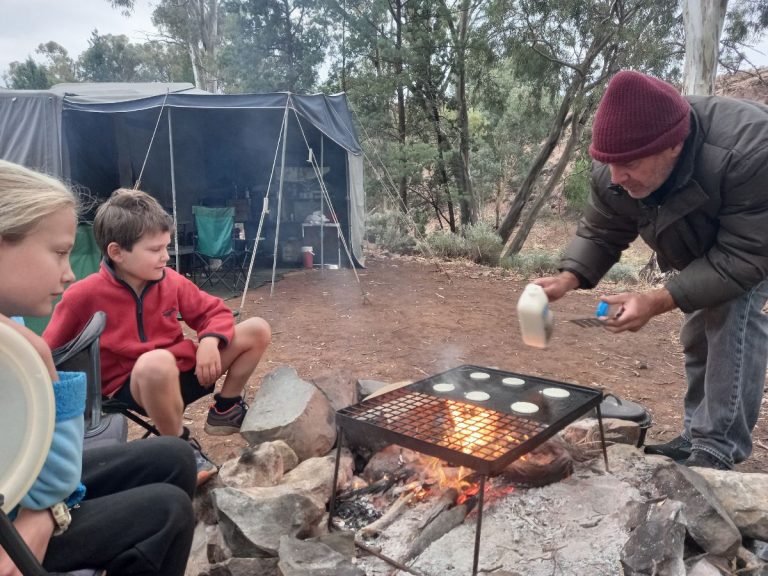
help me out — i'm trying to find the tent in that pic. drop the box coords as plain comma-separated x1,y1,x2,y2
0,83,365,273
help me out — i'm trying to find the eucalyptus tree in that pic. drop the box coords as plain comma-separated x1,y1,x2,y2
217,0,327,93
490,0,681,256
78,32,145,82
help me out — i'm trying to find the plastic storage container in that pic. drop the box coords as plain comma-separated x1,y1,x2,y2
517,283,554,349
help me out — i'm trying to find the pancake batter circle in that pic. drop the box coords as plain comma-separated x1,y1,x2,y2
470,372,490,381
465,390,490,402
542,387,570,399
511,401,539,414
432,383,455,393
502,377,525,386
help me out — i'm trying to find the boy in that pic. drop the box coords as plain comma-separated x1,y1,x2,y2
44,189,272,485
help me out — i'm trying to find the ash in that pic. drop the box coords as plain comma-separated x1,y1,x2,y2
357,459,640,575
335,496,382,531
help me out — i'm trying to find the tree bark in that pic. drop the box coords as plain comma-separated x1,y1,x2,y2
455,0,475,226
503,105,591,256
682,0,728,95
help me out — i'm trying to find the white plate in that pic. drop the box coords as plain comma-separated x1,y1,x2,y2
542,387,570,399
0,323,55,512
465,391,490,402
511,401,539,414
432,382,455,393
469,372,490,381
502,377,526,387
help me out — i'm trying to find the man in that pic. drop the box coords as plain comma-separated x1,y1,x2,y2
536,70,768,470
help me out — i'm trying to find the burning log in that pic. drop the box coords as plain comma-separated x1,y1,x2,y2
402,498,475,564
418,487,459,530
359,491,414,537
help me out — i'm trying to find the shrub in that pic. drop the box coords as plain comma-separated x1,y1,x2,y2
464,221,503,266
603,262,639,285
366,210,416,253
501,249,561,277
420,229,469,259
562,156,592,214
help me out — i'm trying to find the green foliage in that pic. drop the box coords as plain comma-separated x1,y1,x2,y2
562,155,592,214
420,230,469,259
78,31,144,82
218,0,327,93
7,58,52,89
366,210,416,253
501,249,561,278
603,262,639,285
464,222,503,265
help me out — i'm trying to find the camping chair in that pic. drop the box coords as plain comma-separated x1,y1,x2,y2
51,311,159,441
191,206,239,293
0,312,112,576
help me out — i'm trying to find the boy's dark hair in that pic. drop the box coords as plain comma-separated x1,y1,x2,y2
94,188,174,255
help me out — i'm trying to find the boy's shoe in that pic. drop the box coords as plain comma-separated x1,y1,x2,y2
644,435,692,461
188,437,218,486
684,450,731,471
205,398,248,436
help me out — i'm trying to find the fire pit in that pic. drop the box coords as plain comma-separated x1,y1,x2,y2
328,365,609,575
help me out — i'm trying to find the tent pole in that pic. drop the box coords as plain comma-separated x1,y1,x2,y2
271,100,291,297
320,135,325,271
168,108,180,272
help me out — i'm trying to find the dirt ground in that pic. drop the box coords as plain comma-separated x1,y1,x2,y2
177,248,768,475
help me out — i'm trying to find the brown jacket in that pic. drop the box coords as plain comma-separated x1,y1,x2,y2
560,95,768,312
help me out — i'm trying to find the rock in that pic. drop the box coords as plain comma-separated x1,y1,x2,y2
686,557,726,576
212,487,325,557
277,536,365,576
361,445,427,483
241,366,336,461
208,557,279,576
184,522,210,576
219,442,286,488
206,524,232,564
499,439,573,487
356,379,389,399
311,370,359,410
621,499,686,575
563,417,641,448
692,469,768,541
309,531,356,559
652,464,741,558
194,475,225,526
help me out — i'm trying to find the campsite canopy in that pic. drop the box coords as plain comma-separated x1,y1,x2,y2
0,83,365,266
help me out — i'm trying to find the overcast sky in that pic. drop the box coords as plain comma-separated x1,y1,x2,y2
1,0,156,84
2,1,768,88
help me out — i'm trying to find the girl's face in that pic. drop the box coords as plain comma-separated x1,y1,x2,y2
0,208,77,317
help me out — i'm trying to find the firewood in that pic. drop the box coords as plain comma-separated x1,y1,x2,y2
358,491,414,537
418,487,459,530
402,501,471,563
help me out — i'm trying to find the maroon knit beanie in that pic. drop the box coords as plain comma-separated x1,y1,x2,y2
589,70,691,164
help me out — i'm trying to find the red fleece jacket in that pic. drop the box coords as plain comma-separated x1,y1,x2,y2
43,262,235,396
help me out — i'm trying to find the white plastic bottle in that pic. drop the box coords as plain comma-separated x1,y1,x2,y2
517,283,554,349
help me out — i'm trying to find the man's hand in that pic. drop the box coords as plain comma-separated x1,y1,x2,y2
533,271,581,302
0,508,55,576
599,288,677,333
195,337,223,387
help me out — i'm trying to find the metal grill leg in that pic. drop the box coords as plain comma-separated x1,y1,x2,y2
471,475,486,576
595,405,610,472
327,427,344,530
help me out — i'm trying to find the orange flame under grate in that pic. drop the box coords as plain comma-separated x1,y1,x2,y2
341,388,546,466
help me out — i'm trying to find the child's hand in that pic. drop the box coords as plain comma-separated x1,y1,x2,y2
195,337,222,386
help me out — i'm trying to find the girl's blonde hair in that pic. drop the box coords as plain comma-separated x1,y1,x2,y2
0,160,78,242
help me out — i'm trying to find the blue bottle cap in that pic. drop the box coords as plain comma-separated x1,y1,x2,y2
596,301,609,317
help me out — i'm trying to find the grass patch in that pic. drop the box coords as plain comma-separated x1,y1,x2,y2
501,249,561,277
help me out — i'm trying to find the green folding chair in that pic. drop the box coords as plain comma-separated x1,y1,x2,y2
191,206,238,293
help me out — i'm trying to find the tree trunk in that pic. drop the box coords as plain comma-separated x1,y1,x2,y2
456,0,474,226
503,106,591,256
682,0,728,95
496,76,583,241
395,0,408,211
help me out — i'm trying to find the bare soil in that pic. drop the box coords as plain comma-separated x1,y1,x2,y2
178,245,768,474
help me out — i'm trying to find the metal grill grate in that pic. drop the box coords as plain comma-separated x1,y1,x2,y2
342,388,546,461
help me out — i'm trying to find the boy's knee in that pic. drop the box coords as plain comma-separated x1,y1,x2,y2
133,349,179,384
237,317,271,350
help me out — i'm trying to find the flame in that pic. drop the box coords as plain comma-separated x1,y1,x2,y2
447,402,492,454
